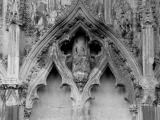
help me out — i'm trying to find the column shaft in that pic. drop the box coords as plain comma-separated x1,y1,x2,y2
7,24,20,84
142,25,154,77
104,0,113,25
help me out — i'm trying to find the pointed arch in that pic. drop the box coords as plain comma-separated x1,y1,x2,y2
20,0,142,81
21,0,142,109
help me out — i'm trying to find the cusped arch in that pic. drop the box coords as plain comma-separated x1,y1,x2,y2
21,0,142,109
25,56,54,108
20,0,142,81
82,41,136,105
25,44,135,110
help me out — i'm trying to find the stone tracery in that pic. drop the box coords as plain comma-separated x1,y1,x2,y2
1,0,160,120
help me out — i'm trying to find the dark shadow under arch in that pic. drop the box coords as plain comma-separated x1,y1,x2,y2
30,65,72,120
91,66,126,95
90,66,132,120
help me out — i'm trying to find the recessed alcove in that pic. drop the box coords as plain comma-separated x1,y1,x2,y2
30,65,72,120
91,66,132,120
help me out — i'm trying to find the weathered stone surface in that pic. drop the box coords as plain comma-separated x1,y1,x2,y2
0,0,160,120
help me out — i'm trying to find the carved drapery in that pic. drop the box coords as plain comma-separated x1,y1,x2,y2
72,36,91,92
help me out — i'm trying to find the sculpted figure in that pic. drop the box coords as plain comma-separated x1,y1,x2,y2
72,36,90,92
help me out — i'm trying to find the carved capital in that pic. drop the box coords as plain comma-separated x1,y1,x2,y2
0,85,20,106
140,77,158,90
139,77,158,104
142,0,154,26
0,84,28,106
5,0,24,28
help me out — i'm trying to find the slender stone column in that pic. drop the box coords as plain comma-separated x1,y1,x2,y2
2,0,22,119
142,25,154,77
0,85,22,120
104,0,113,25
48,0,57,11
5,89,20,120
139,1,158,120
141,0,157,103
7,24,20,84
0,88,6,120
5,23,22,119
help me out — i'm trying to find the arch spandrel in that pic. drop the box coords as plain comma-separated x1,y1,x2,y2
20,0,142,81
108,41,136,104
20,0,142,116
81,39,136,105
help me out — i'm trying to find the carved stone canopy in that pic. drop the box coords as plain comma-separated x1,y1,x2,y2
19,0,142,115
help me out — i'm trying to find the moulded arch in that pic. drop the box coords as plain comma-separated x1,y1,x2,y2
20,0,141,81
22,0,142,109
